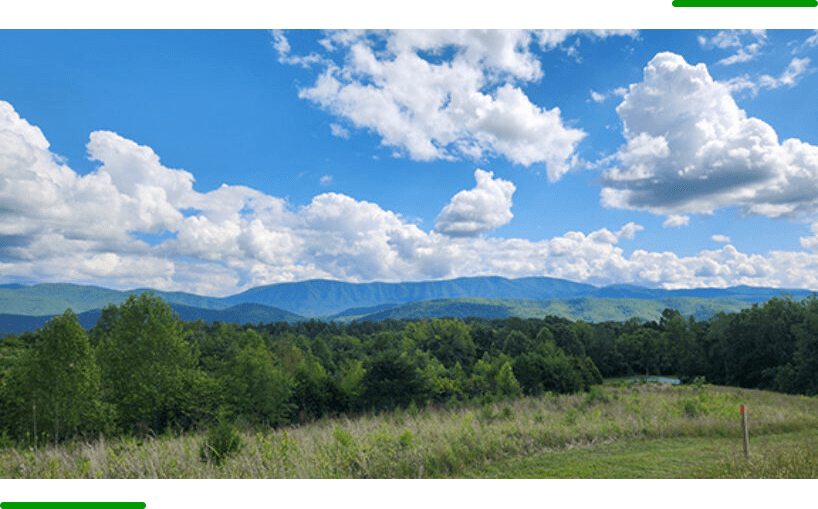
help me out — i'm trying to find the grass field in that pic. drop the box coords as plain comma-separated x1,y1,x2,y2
2,381,817,478
458,429,818,478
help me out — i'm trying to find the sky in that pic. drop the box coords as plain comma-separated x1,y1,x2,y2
3,28,818,296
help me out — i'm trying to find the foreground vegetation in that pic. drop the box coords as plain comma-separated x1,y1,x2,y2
2,382,816,478
3,290,818,478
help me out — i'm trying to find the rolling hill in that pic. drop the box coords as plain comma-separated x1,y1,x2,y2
0,302,303,335
0,276,815,334
335,296,754,323
221,276,599,317
0,284,228,316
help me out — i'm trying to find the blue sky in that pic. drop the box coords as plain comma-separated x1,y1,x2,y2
3,29,818,295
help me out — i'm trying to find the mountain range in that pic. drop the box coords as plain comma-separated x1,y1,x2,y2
1,276,815,335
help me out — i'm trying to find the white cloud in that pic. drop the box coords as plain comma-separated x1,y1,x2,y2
319,175,334,186
724,58,811,97
758,57,811,89
601,52,818,225
698,29,766,66
6,98,818,295
663,215,690,228
590,90,606,103
329,123,350,139
276,30,636,181
712,234,731,243
270,29,323,68
805,30,818,48
434,169,515,237
799,222,818,252
616,222,644,240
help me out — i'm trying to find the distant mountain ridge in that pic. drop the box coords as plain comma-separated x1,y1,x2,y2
336,296,755,323
1,276,815,335
221,276,599,317
0,302,302,335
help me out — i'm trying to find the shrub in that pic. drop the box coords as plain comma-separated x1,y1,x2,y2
199,419,243,466
399,429,414,449
499,405,515,420
679,397,705,417
584,385,609,406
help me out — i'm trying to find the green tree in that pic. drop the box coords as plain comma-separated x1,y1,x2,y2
404,319,476,369
550,322,586,358
336,358,366,411
3,311,108,443
584,321,626,377
292,351,337,420
512,352,546,395
711,297,802,389
470,322,499,357
617,328,665,376
94,292,202,433
501,330,534,358
572,322,595,356
701,311,733,384
511,335,587,396
496,361,522,399
777,295,818,395
220,337,294,426
465,353,496,397
361,349,429,410
665,314,705,380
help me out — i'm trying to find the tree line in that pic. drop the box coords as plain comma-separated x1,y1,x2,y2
1,291,817,445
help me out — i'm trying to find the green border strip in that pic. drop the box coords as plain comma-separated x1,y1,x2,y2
673,0,817,5
1,504,145,509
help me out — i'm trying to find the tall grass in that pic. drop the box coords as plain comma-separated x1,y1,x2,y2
2,382,816,478
697,429,818,479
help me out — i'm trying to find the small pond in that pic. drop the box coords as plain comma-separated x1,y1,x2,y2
625,376,681,385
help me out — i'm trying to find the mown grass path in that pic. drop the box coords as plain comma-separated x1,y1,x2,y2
458,429,818,478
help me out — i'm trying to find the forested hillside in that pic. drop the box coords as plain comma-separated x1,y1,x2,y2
2,291,818,448
339,296,751,323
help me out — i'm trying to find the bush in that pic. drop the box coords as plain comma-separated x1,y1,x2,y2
679,396,705,417
584,385,610,406
200,419,243,465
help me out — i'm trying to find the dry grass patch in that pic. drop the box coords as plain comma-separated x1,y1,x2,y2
2,383,816,478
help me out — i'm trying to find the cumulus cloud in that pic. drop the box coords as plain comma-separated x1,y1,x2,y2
585,88,628,106
6,99,818,295
616,222,644,240
276,30,635,181
601,52,818,225
799,222,818,252
712,234,732,243
434,169,515,237
663,215,690,228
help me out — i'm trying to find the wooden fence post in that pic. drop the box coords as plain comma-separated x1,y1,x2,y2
741,404,749,458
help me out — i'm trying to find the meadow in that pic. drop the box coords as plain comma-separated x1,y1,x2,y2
2,380,816,479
